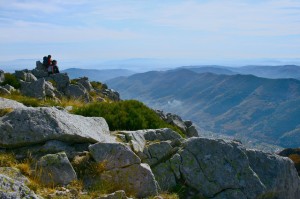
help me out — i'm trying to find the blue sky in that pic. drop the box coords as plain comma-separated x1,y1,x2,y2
0,0,300,65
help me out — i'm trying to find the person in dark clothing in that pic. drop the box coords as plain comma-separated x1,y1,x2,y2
43,55,52,66
52,60,60,74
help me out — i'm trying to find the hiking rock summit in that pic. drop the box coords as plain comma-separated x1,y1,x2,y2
0,61,120,102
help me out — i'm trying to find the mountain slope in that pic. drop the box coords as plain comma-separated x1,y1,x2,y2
107,69,300,148
182,65,300,79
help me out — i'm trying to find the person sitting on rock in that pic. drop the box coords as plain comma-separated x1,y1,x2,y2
43,55,52,68
47,55,52,67
52,60,60,74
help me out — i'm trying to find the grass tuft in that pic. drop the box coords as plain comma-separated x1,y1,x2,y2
0,108,13,117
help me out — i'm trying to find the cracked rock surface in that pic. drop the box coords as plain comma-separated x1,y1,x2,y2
119,131,300,199
0,106,114,148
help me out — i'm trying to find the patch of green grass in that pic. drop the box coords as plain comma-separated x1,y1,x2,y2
90,81,107,90
0,73,21,89
72,100,185,137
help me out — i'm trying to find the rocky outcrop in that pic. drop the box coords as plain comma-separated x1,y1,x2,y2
89,142,141,170
77,77,93,92
31,61,48,78
15,70,37,82
0,70,4,83
147,137,300,199
36,152,77,186
118,128,182,156
247,149,300,199
99,88,120,101
155,110,199,137
20,78,56,99
0,106,113,148
66,84,90,102
97,164,158,198
115,128,300,199
85,142,158,198
46,73,70,92
0,174,39,199
0,97,26,109
175,138,265,198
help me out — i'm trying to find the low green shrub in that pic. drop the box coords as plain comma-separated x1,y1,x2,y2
72,100,184,136
1,73,21,89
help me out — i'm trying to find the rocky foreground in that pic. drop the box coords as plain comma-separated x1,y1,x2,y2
0,97,300,199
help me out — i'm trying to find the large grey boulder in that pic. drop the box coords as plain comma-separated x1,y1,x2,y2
31,61,48,78
46,73,70,92
0,97,26,109
150,137,300,199
246,149,300,199
98,163,158,198
100,88,120,101
186,125,199,137
119,128,182,155
122,128,181,158
66,84,90,102
0,106,113,148
0,70,4,83
77,77,93,92
0,174,39,199
143,141,174,166
15,70,37,82
89,142,141,170
177,138,265,199
155,110,199,137
20,78,55,99
36,152,77,186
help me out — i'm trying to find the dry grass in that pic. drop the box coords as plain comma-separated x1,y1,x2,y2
289,154,300,164
0,108,13,117
72,153,107,178
0,153,17,167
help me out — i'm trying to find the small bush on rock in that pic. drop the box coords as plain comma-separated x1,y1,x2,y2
72,100,184,136
1,73,21,89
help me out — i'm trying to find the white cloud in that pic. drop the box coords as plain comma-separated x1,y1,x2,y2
0,19,140,43
150,0,300,36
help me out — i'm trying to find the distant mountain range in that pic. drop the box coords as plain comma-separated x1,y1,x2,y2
181,65,300,79
107,69,300,149
61,68,135,82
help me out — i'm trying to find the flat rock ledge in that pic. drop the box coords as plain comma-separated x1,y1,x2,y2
0,106,114,148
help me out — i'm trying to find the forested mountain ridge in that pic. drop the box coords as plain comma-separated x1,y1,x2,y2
107,69,300,148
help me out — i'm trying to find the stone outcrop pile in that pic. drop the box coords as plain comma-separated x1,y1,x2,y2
0,61,120,102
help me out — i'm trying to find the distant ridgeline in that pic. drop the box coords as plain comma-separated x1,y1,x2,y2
107,68,300,149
